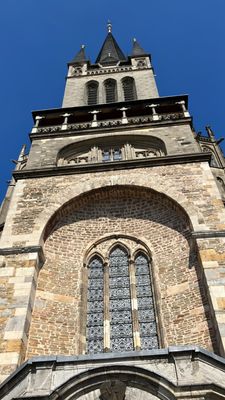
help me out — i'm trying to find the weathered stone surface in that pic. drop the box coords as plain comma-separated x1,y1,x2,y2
0,347,225,400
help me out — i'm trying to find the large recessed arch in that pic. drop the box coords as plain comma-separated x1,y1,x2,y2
25,178,201,250
42,184,192,243
56,134,167,166
49,364,177,400
25,183,217,359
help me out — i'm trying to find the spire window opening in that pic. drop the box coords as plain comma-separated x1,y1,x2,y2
104,79,117,103
122,77,137,101
85,244,158,354
87,81,99,105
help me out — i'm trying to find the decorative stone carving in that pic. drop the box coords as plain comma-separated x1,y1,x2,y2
71,66,83,76
100,380,126,400
136,59,147,68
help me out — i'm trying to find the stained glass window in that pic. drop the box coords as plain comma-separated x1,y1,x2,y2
86,246,158,354
135,253,158,350
109,247,133,352
86,256,104,354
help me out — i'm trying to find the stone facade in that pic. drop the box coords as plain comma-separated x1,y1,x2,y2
62,56,158,107
1,347,225,400
1,27,225,399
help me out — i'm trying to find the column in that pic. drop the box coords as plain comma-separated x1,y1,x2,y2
176,100,190,117
31,116,44,133
61,113,71,130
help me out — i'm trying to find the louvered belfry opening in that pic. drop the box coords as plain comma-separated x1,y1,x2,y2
104,79,117,103
87,81,99,105
122,77,137,101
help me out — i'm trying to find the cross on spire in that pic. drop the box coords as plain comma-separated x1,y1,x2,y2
107,20,112,33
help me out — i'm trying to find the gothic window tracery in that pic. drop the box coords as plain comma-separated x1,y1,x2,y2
122,77,137,101
61,142,164,166
85,244,158,354
86,256,104,354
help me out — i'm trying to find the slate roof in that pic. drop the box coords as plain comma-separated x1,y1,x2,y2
132,39,147,56
69,45,87,64
95,32,127,65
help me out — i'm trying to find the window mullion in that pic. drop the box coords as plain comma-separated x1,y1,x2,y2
129,258,141,350
103,259,110,352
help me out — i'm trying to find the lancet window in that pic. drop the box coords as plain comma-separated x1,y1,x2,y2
85,245,158,354
87,81,99,105
104,79,117,103
122,77,137,101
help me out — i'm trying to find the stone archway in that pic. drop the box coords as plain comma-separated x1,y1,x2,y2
25,185,216,359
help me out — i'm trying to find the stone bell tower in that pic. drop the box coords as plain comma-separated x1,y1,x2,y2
1,23,225,400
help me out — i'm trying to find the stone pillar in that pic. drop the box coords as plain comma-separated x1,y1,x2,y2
61,113,71,130
194,234,225,355
89,110,100,128
0,246,44,383
104,259,110,352
129,258,141,350
118,107,129,124
147,104,160,121
31,116,44,133
176,100,190,117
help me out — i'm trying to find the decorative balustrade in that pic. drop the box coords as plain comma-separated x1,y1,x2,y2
35,111,187,135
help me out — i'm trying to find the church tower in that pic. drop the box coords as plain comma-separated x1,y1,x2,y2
1,24,225,399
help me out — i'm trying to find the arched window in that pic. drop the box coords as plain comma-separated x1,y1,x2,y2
86,81,99,105
85,245,158,354
135,252,158,350
104,79,117,103
109,246,133,352
86,256,104,354
122,77,137,101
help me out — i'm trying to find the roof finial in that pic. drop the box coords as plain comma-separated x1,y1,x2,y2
107,20,112,33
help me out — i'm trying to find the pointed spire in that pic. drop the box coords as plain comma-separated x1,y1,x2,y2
69,45,87,64
132,38,147,56
95,22,127,65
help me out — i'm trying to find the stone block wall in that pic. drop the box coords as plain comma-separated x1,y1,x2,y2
1,161,225,381
62,68,158,107
26,186,216,358
26,124,200,170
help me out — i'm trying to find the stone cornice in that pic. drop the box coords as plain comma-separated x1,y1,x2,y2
1,346,225,400
192,231,225,238
0,245,45,265
13,153,211,181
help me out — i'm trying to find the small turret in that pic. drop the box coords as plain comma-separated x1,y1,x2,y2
131,38,147,56
69,45,87,65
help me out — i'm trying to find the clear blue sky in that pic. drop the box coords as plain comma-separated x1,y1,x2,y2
0,0,225,202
